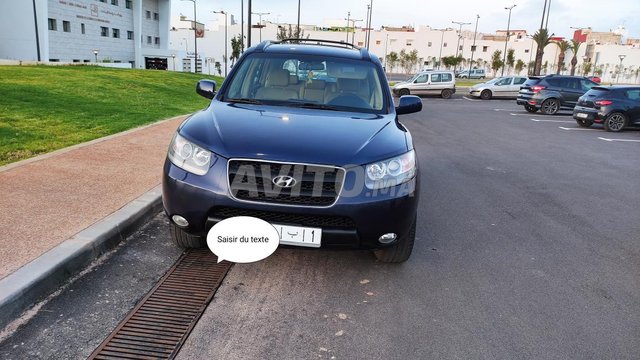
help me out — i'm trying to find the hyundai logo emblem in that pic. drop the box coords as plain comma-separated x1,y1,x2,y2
272,175,297,188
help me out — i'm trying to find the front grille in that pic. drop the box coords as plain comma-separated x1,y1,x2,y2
228,160,344,207
209,207,355,229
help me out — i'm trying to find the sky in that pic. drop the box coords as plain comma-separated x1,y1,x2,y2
172,0,640,40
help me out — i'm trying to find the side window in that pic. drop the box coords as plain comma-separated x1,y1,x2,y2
545,78,564,88
513,77,526,85
441,73,452,82
415,74,428,83
431,73,442,83
496,78,511,86
282,59,298,75
579,79,595,91
625,90,640,101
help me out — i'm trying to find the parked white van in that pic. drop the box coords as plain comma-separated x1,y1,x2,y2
392,70,456,99
456,68,486,79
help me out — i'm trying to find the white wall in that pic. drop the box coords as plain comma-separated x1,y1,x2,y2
0,0,48,61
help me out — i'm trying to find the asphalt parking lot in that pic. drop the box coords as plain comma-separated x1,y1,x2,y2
1,97,639,359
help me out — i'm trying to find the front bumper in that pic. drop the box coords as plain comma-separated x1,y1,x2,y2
162,158,420,250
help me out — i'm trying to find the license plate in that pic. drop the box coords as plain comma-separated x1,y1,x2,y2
274,224,321,248
576,113,589,119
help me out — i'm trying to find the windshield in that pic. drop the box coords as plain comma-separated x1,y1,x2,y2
222,53,387,113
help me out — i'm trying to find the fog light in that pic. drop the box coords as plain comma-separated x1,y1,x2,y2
378,233,397,244
172,215,189,228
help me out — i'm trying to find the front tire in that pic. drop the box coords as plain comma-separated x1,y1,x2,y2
541,98,560,115
480,89,492,100
170,222,206,248
373,217,416,263
604,112,628,132
525,104,538,113
575,118,594,128
398,88,410,96
441,89,453,99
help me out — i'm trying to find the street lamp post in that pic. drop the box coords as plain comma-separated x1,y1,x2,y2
383,33,389,71
351,19,363,45
93,49,99,62
452,20,471,73
213,10,228,77
345,11,350,43
296,0,300,38
240,0,244,52
526,34,536,75
437,29,446,70
181,0,198,73
251,12,269,42
172,54,176,71
501,4,516,77
618,54,626,83
468,15,480,77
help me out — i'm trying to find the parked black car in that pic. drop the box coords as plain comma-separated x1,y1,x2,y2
573,86,640,132
516,75,598,114
162,39,423,263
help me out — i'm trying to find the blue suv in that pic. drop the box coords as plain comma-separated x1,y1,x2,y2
162,39,423,262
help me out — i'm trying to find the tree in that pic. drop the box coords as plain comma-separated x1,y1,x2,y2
515,59,525,75
554,40,570,74
543,60,549,74
399,49,419,75
569,39,583,76
506,49,515,74
582,62,592,76
229,35,243,66
491,50,504,75
532,28,553,75
594,64,604,76
276,24,305,41
441,55,463,69
214,61,222,76
386,51,398,73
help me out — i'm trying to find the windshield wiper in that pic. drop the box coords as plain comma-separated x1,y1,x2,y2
225,98,263,104
284,101,340,111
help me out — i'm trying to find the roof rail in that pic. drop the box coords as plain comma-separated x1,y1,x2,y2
276,38,359,50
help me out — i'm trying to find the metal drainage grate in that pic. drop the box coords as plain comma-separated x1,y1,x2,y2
88,249,232,360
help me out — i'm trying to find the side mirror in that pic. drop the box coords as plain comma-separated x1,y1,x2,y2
396,95,422,115
196,80,216,99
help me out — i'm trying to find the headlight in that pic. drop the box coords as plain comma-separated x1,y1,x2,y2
167,133,212,175
365,150,416,190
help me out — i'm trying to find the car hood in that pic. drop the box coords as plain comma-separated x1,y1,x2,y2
178,101,409,166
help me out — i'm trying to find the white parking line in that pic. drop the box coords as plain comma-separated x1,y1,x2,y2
530,118,574,123
463,96,482,102
509,113,567,117
558,126,593,131
598,137,640,143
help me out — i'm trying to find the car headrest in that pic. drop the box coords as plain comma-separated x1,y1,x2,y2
267,69,290,86
307,79,326,90
289,74,298,84
337,78,360,92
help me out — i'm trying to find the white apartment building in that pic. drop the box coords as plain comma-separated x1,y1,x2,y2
0,0,172,69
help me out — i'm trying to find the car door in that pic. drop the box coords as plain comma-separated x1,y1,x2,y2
510,77,527,97
409,74,428,95
427,73,442,94
493,77,512,97
623,89,640,125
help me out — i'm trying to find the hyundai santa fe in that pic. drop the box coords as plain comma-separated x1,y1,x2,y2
162,39,423,263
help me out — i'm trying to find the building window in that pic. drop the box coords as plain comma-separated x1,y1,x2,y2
357,41,364,46
375,40,381,45
48,18,57,31
84,59,91,63
406,40,412,46
126,0,132,9
111,0,118,5
443,42,447,47
146,11,151,19
459,45,463,51
113,28,120,38
73,59,80,63
482,46,488,52
524,49,530,53
154,13,159,20
427,41,432,47
147,36,152,44
154,37,160,45
127,30,133,40
99,0,106,2
63,21,70,32
101,26,109,37
471,45,477,52
81,23,85,34
50,59,60,62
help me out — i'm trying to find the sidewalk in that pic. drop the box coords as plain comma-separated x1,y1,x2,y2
0,115,186,281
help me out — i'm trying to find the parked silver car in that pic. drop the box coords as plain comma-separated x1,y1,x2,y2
468,76,527,100
392,70,456,99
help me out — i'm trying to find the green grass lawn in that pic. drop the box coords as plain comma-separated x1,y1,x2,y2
0,65,222,166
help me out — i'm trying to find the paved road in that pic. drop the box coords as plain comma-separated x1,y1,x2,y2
2,98,639,359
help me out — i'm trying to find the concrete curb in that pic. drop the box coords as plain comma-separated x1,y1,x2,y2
0,185,163,330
